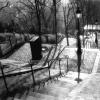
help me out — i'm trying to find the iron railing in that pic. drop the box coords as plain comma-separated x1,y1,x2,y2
0,56,69,93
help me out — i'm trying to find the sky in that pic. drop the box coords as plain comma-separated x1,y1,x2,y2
61,0,70,6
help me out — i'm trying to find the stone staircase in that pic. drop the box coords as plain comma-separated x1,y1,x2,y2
5,70,90,100
6,71,80,100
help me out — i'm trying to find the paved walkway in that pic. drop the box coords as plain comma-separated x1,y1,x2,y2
67,73,100,100
65,50,100,100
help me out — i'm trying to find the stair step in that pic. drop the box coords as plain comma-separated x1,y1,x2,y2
28,92,56,100
58,77,77,85
57,72,89,84
48,79,76,88
34,84,72,98
14,93,21,99
26,95,57,100
20,78,76,100
46,82,75,93
7,97,13,100
21,89,30,100
26,95,51,100
26,96,38,100
14,91,29,100
14,98,21,100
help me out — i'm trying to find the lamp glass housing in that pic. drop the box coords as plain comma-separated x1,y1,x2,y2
76,13,82,18
95,19,98,24
95,19,98,30
76,7,82,18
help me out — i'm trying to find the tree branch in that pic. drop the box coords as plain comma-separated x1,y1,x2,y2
0,1,9,11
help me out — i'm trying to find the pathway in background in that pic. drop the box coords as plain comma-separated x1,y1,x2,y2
65,50,100,100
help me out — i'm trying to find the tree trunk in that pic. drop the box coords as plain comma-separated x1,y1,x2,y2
0,46,2,57
9,36,12,50
65,26,69,46
53,0,57,45
63,7,69,46
66,29,69,46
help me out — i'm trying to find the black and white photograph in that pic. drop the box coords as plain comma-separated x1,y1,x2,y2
0,0,100,100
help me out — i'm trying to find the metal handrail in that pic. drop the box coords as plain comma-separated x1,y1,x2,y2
0,66,49,78
0,56,69,78
0,56,69,93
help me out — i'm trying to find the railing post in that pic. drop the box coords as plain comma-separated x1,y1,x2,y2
48,61,51,79
58,58,62,76
65,55,69,73
8,36,13,50
29,60,36,87
0,62,9,93
67,57,68,72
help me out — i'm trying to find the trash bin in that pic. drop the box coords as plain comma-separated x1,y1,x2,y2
30,36,42,60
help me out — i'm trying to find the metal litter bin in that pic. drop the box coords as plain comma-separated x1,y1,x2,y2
30,36,42,60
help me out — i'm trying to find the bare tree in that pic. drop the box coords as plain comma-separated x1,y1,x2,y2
0,1,9,11
70,0,99,47
17,0,51,35
62,0,76,45
76,0,99,26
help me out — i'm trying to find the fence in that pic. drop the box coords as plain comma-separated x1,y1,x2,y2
0,56,69,94
0,34,25,57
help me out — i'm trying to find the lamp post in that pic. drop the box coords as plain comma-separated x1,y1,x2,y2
95,19,98,48
75,6,82,83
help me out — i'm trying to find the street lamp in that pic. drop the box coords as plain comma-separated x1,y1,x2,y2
95,19,98,48
75,6,82,83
